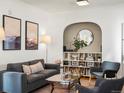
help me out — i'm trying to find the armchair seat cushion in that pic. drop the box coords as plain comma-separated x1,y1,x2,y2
92,72,103,78
27,73,45,83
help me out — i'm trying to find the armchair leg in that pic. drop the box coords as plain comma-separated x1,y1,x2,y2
115,74,117,79
104,74,107,79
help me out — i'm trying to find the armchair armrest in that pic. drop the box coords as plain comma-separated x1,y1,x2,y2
95,78,105,87
103,70,117,78
3,72,27,93
44,63,60,71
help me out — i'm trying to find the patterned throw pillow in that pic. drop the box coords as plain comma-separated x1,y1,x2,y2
30,61,44,74
22,61,44,75
22,65,31,75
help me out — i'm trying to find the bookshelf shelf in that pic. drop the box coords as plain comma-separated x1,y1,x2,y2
63,52,102,77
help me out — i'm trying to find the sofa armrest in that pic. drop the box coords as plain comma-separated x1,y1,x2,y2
3,72,27,93
45,63,60,71
0,70,7,91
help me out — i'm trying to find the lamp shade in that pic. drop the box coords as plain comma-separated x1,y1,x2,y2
76,0,89,6
0,27,5,41
40,35,51,44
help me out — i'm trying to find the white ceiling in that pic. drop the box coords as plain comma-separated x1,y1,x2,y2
21,0,124,13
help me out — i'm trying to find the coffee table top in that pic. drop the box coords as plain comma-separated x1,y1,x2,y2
47,73,80,83
47,74,62,82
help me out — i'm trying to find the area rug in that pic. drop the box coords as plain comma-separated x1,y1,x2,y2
32,84,75,93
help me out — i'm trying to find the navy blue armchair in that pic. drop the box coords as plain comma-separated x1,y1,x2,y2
76,77,124,93
89,61,120,83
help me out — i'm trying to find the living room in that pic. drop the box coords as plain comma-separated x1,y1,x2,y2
0,0,124,93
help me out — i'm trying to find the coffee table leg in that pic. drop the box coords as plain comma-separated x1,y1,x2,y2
78,77,81,85
51,82,54,93
68,82,71,93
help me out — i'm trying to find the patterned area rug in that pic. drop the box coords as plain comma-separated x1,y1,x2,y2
32,84,76,93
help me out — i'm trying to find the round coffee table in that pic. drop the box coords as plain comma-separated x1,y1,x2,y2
46,74,81,93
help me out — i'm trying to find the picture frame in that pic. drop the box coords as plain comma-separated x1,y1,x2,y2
25,21,39,50
3,15,21,50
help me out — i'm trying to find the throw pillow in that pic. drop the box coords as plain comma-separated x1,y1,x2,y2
30,61,44,73
22,65,31,75
54,59,61,64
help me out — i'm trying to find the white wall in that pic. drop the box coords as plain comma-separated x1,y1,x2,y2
47,4,124,63
0,0,55,64
46,4,124,76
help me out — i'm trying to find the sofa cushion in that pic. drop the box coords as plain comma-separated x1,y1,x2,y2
29,59,45,68
39,69,58,78
7,62,29,72
30,62,44,74
22,65,31,75
27,73,45,83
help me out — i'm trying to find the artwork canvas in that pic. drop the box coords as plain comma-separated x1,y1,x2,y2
25,21,38,50
3,15,21,50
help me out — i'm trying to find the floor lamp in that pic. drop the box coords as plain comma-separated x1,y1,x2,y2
121,23,124,77
40,35,51,63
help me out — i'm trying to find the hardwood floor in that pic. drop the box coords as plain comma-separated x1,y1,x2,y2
32,77,124,93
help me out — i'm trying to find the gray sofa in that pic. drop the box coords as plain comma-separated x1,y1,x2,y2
0,59,60,93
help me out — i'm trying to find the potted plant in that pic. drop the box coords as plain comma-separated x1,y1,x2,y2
73,37,87,51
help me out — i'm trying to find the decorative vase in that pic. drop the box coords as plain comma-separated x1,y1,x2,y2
74,48,79,52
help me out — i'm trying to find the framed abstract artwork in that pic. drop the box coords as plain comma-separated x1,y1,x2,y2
25,21,39,50
3,15,21,50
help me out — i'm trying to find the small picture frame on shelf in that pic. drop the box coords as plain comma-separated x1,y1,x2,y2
72,61,79,66
80,54,85,60
71,54,78,60
80,62,85,66
86,53,94,61
87,62,94,67
97,56,101,61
